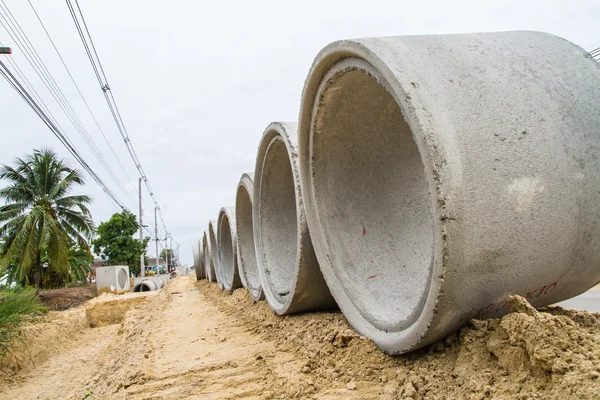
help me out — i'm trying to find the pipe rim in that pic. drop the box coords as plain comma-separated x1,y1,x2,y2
235,172,264,301
298,44,444,353
209,219,224,290
253,122,307,314
203,231,215,282
218,206,239,293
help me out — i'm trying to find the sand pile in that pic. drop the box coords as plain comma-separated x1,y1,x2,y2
199,281,600,399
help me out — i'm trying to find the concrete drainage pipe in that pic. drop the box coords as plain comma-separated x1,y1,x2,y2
235,172,264,301
218,207,242,293
254,122,336,315
209,220,224,290
132,276,166,292
297,31,600,354
133,280,157,292
193,239,206,280
203,230,216,282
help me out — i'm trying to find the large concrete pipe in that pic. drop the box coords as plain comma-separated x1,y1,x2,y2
254,122,336,314
203,230,217,282
297,31,600,354
133,279,158,292
208,219,224,290
193,239,206,280
218,207,242,293
132,276,167,292
235,172,264,301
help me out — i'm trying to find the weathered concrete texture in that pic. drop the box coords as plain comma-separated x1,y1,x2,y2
132,275,169,292
218,207,242,293
297,31,600,354
96,266,130,294
203,230,217,282
209,219,224,290
193,239,206,280
254,122,336,315
235,172,264,301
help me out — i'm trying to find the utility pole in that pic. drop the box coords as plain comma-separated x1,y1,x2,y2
165,234,169,271
155,206,159,275
139,178,144,277
169,235,173,270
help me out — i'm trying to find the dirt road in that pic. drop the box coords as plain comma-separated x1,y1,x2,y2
1,275,599,399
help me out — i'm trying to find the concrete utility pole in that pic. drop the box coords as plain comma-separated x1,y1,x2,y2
155,206,159,275
169,235,173,270
139,178,144,277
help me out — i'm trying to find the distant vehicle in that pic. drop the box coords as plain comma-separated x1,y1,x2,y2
145,266,157,276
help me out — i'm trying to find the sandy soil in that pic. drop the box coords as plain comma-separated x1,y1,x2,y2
0,276,598,399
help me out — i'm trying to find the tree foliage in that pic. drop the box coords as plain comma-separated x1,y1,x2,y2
160,248,174,264
0,149,95,290
92,211,148,276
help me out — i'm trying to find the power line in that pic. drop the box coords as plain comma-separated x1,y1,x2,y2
27,0,135,188
0,60,127,212
66,0,171,239
0,2,135,208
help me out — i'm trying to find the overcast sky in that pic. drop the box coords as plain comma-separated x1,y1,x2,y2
0,0,598,266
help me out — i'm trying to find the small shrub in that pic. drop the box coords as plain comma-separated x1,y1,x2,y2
0,288,47,360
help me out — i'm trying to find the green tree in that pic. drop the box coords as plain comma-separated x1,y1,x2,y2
160,248,174,265
92,210,148,276
0,149,94,291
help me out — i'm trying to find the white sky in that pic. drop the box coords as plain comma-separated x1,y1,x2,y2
0,0,598,265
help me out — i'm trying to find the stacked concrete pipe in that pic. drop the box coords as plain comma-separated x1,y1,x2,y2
297,31,600,354
133,275,168,292
203,230,217,282
193,239,206,280
208,220,224,290
235,172,264,301
218,207,242,293
254,122,336,314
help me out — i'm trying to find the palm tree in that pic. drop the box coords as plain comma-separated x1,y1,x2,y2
0,148,94,291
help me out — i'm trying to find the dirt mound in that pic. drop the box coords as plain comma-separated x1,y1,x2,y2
0,307,89,379
198,281,600,399
0,291,156,382
86,292,157,328
39,285,97,310
81,289,171,398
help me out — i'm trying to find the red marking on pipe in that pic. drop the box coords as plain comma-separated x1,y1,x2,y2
458,80,462,86
362,225,366,236
367,274,378,279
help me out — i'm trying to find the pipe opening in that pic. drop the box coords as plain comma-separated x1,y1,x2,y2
203,233,214,281
209,222,222,286
236,184,260,295
312,64,434,331
219,214,235,285
133,282,152,292
117,268,127,289
259,137,297,303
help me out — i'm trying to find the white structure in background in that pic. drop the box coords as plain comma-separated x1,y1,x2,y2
96,266,130,294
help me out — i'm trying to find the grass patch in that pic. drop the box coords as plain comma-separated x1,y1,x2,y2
0,289,47,360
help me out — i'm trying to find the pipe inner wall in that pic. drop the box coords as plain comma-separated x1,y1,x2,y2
235,173,263,301
312,62,433,330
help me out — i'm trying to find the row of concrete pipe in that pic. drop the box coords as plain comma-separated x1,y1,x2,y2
192,31,600,355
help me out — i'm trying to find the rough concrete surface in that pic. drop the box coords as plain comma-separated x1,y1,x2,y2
203,230,216,282
253,121,336,315
208,219,224,290
297,31,600,354
218,206,242,293
235,172,264,301
96,265,130,294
